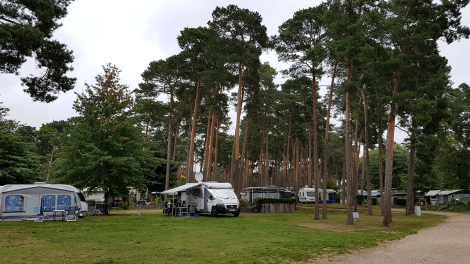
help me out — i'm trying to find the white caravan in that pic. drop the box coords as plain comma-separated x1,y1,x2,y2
161,173,240,217
298,187,317,204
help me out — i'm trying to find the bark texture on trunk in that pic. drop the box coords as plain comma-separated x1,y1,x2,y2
406,131,416,215
378,118,384,215
346,67,354,225
361,87,373,215
384,72,401,227
213,120,220,181
165,95,174,191
321,65,337,218
188,78,201,183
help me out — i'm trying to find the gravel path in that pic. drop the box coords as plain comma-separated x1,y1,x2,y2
332,211,470,264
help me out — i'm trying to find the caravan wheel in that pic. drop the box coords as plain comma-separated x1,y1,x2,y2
211,207,218,217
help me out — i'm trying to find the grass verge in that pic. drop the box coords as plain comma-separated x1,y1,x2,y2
0,206,445,263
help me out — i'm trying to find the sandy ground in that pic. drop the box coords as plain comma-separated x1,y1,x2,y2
323,211,470,264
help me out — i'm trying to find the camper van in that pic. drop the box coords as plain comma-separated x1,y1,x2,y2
161,179,240,217
0,183,88,221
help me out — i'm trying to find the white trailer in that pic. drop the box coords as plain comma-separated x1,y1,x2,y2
161,174,240,217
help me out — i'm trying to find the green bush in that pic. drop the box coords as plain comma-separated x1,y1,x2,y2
395,198,419,206
356,194,365,205
371,197,377,205
120,203,129,210
253,197,296,213
395,198,407,206
336,196,341,203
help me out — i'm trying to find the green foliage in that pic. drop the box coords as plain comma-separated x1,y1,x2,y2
0,123,42,185
368,143,409,190
253,197,296,213
371,197,377,205
394,198,419,206
356,194,365,205
53,64,157,213
120,203,129,210
0,0,76,102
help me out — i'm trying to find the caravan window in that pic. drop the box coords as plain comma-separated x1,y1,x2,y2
211,189,237,199
307,192,315,197
5,195,24,212
42,195,56,212
58,195,72,211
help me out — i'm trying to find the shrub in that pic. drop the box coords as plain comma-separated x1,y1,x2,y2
394,198,418,206
120,203,129,210
252,197,296,213
371,197,377,205
356,194,365,205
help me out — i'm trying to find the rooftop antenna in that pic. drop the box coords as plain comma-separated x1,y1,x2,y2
195,172,203,183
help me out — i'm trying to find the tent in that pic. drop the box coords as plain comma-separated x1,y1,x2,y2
0,182,87,221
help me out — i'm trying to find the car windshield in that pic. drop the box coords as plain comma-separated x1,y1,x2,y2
211,189,237,199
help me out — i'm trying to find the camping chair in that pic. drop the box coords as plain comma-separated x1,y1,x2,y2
88,205,96,216
66,206,77,222
34,206,46,223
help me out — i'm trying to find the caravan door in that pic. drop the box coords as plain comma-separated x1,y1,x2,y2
197,186,205,211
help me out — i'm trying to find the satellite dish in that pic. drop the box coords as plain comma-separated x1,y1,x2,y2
195,172,203,182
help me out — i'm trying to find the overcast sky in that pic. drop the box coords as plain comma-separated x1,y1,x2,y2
1,0,469,144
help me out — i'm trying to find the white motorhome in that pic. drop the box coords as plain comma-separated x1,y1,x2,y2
0,182,88,221
161,174,240,217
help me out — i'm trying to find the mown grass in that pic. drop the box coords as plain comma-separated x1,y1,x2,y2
0,206,445,263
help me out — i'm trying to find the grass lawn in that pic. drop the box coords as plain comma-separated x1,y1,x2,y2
0,206,445,263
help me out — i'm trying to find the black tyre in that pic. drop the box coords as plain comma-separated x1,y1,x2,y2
211,207,218,217
233,212,239,217
163,208,169,216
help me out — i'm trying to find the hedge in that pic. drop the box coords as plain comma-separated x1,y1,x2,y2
394,198,419,206
356,194,365,205
253,197,296,213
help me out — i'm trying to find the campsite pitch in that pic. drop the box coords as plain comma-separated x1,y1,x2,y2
0,207,444,263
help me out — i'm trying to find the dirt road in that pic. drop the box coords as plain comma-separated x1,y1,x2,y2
333,211,470,264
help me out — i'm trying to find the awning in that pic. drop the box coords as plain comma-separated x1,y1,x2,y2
160,183,201,194
425,190,441,196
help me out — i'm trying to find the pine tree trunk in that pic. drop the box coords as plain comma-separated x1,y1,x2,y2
308,122,312,187
378,118,384,215
265,125,270,186
346,66,354,225
285,117,292,187
361,87,373,215
321,63,336,218
165,95,174,191
230,62,245,196
342,155,346,204
241,115,250,188
188,78,201,183
406,131,416,215
313,76,320,221
384,72,401,227
353,121,360,212
295,138,300,202
207,112,216,181
205,111,212,181
259,128,265,186
213,120,220,181
173,119,179,162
